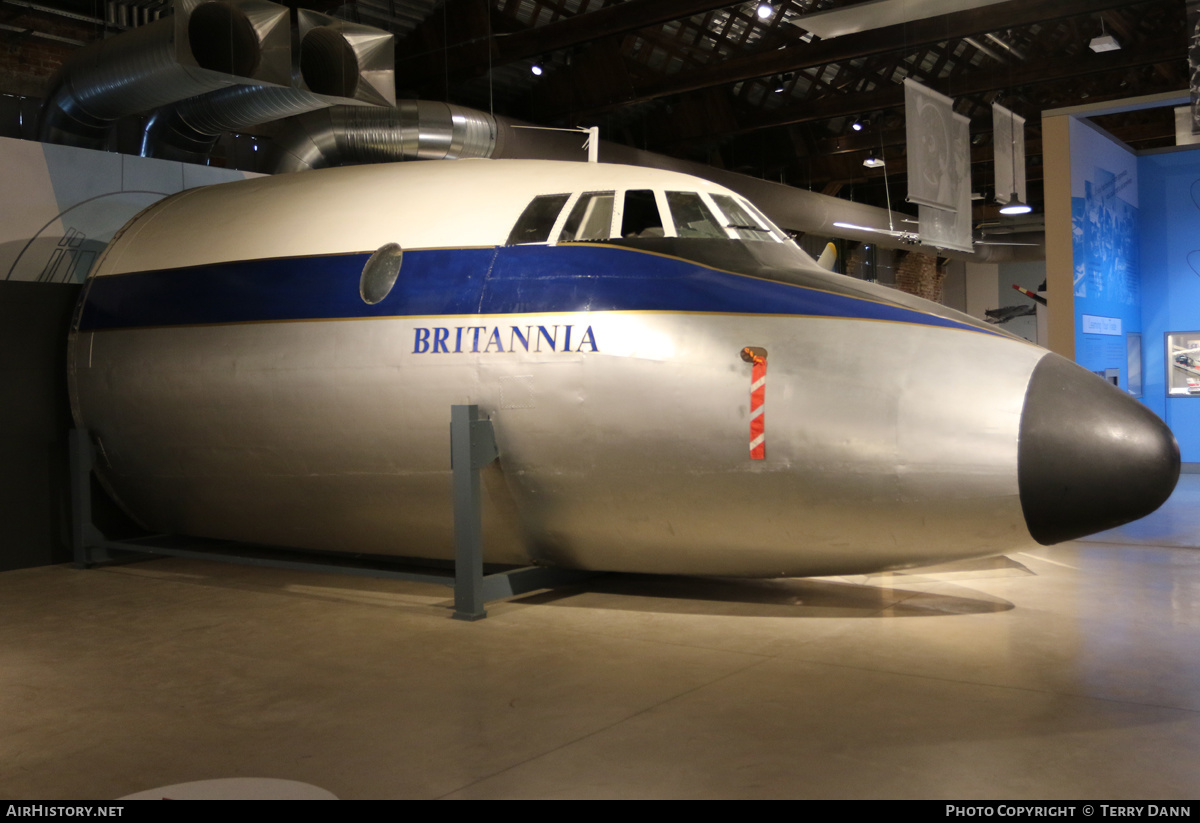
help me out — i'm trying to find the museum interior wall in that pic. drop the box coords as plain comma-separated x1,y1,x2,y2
1050,108,1200,465
1069,118,1143,396
0,137,254,571
1138,146,1200,462
0,281,77,571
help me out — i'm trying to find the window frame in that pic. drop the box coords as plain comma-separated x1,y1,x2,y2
557,190,618,244
542,187,791,247
505,192,573,246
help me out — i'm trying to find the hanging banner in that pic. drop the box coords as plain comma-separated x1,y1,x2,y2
993,103,1026,205
918,111,973,253
905,78,958,211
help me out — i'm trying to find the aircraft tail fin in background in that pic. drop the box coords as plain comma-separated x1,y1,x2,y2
816,242,837,271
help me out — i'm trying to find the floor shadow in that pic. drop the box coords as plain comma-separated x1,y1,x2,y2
90,552,1021,619
515,566,1016,618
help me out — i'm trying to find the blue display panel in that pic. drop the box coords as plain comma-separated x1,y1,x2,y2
1069,119,1142,393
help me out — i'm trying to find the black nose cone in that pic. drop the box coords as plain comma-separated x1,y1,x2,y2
1019,353,1180,545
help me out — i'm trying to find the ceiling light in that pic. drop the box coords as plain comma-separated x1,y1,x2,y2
1089,17,1120,53
863,156,885,169
531,63,544,76
756,3,773,19
851,120,863,132
998,192,1032,215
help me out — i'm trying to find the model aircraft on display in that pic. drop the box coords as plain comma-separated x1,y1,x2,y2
984,305,1036,325
68,159,1180,578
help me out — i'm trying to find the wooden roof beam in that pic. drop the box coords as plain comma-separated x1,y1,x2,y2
554,0,1151,116
665,36,1181,144
399,0,831,90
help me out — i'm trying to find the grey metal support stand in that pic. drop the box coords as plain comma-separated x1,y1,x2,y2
450,404,497,621
68,428,96,568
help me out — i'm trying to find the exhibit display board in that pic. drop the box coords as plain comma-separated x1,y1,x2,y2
1137,146,1200,461
1055,114,1200,462
1166,331,1200,396
1068,119,1142,394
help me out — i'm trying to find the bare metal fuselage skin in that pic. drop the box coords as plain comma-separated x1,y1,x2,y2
67,160,1179,577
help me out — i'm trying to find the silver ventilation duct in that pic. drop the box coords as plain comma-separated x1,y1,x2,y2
273,101,498,172
540,139,1047,262
40,0,290,148
142,10,395,164
292,10,393,106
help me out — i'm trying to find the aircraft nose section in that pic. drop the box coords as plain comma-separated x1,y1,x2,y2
1018,353,1180,545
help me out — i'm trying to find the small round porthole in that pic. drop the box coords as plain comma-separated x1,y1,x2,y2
360,243,403,305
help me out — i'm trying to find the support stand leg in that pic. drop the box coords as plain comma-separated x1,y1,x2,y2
68,428,96,568
451,405,498,621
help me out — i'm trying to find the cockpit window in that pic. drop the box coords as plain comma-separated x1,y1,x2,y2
621,190,665,238
506,193,570,245
666,192,725,239
738,199,788,243
548,187,793,248
711,194,781,242
561,191,615,242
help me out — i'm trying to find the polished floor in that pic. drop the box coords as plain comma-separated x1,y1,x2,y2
4,479,1200,799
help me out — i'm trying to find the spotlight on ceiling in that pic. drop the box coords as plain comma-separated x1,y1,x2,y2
851,119,864,132
863,156,885,169
531,63,544,76
757,3,773,19
999,192,1033,215
773,72,792,93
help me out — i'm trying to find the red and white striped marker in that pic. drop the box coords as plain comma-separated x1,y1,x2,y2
743,347,767,460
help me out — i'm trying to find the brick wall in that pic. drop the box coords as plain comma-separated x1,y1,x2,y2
0,17,100,97
846,244,865,277
895,251,945,302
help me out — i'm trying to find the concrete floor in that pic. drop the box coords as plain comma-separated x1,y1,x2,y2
5,480,1200,799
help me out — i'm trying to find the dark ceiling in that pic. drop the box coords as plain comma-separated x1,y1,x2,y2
0,0,1189,222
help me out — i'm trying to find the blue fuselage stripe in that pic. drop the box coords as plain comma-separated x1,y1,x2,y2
77,245,987,334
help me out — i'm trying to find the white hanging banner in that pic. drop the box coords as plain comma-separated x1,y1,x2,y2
993,103,1027,204
919,110,973,253
905,78,959,212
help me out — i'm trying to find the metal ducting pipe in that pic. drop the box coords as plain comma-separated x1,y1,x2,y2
599,145,1049,262
476,122,934,254
142,86,329,164
142,10,395,164
273,101,498,172
40,0,290,149
970,234,1046,264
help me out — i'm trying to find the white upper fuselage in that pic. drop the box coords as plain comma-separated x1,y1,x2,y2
97,159,799,275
